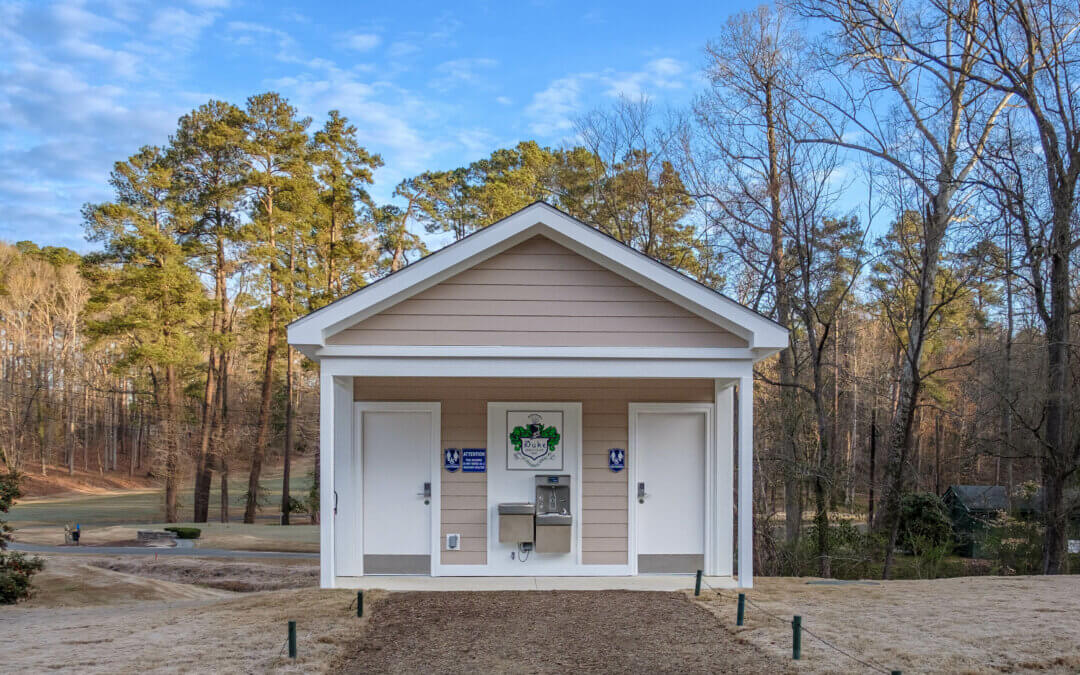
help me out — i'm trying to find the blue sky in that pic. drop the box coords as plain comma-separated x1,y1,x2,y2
0,0,765,251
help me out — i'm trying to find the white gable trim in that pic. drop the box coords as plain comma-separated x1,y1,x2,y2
288,203,788,354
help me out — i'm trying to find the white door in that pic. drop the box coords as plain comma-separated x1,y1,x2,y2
635,410,707,573
361,409,433,574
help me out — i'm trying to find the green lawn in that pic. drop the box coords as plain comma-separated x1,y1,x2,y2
8,462,313,527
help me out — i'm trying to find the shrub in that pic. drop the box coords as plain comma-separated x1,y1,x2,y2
776,519,881,579
907,533,952,579
164,526,201,539
982,516,1044,575
287,496,306,514
1,471,44,604
0,552,46,604
898,492,953,553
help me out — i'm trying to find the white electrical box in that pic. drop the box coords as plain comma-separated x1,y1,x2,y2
446,533,461,551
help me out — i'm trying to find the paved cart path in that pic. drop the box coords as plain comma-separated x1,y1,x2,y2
10,541,318,559
337,590,792,674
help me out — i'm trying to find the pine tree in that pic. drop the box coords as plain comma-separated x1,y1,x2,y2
83,146,210,522
170,100,247,522
239,93,311,525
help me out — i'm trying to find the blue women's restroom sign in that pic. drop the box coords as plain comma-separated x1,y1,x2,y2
608,448,625,472
444,448,461,472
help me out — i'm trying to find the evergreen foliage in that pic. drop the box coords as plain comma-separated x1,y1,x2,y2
0,471,44,604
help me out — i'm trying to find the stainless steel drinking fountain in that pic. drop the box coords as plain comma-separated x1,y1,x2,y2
534,475,571,553
497,501,535,543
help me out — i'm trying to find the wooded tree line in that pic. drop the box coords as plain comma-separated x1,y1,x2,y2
0,0,1076,575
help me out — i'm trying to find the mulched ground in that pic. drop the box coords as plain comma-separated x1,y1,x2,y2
337,591,791,674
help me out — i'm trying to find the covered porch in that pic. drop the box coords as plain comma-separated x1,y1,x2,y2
316,367,756,588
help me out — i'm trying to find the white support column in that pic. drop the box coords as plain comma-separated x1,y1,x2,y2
737,375,754,588
319,372,352,588
319,371,335,587
714,380,735,577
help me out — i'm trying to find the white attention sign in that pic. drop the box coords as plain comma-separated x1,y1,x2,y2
507,411,563,470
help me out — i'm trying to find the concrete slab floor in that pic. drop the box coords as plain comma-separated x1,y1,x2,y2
334,575,738,591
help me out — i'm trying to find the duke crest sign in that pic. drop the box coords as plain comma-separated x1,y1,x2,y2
507,411,563,470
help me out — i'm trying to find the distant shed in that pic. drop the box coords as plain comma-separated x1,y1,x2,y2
942,485,1009,557
944,485,1080,558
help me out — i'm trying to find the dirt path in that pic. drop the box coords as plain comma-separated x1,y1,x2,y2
10,542,318,558
337,591,790,674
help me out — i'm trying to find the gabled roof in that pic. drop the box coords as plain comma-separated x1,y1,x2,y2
288,202,789,356
944,485,1009,512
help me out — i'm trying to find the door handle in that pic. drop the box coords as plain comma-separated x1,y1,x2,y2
637,482,647,504
417,482,431,504
333,490,338,515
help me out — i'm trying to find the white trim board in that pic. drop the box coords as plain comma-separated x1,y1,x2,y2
289,203,788,353
318,356,753,379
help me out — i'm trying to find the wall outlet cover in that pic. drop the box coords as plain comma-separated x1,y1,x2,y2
446,533,461,551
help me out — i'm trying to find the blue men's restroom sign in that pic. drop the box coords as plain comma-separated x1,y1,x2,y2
444,448,461,472
462,448,486,473
608,448,625,472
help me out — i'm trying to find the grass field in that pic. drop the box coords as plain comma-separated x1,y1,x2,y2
7,458,318,552
8,458,314,527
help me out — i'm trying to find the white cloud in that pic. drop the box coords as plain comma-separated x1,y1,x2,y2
340,32,381,51
455,128,498,156
0,2,199,248
525,76,584,136
148,7,218,46
525,58,689,138
602,58,686,98
430,57,497,91
388,41,419,59
496,96,512,105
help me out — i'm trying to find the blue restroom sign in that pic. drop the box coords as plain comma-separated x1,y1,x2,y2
608,448,625,472
444,448,461,472
462,448,486,473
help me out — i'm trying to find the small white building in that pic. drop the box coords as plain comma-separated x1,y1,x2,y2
288,203,786,588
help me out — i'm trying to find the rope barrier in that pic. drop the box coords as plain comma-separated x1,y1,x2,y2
697,576,896,674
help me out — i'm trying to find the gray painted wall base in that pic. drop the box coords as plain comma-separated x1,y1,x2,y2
364,554,431,574
637,554,704,573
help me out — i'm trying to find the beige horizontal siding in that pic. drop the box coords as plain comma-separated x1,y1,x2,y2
330,236,745,348
354,377,713,566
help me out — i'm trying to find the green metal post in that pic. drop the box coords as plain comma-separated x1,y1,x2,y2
357,590,364,617
737,593,745,626
792,616,801,660
288,620,297,659
694,569,703,596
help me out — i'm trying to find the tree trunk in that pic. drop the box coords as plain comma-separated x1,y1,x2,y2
1041,206,1073,574
281,346,294,525
876,199,949,579
164,364,180,523
220,456,230,524
245,193,279,524
762,79,800,546
868,409,876,525
192,349,217,522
